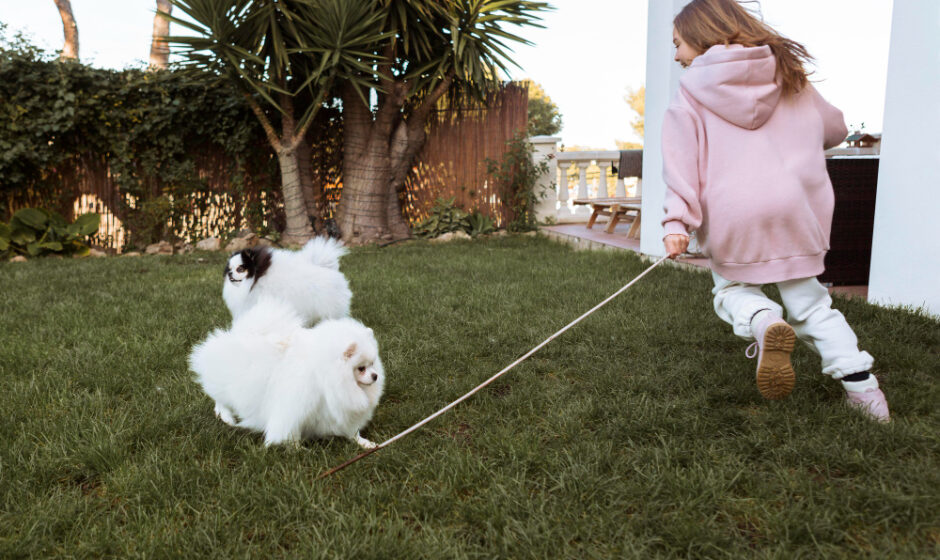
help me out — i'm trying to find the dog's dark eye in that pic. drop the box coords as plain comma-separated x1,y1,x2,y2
236,265,246,273
357,366,366,373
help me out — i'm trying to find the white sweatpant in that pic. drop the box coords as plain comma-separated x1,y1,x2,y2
711,271,874,380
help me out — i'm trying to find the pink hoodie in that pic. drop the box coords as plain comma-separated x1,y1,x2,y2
661,44,848,284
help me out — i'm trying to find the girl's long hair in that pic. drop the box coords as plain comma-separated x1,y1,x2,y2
674,0,813,96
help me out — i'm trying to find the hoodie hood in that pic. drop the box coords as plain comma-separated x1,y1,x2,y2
679,44,781,130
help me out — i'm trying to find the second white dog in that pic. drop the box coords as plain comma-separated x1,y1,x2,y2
190,297,384,448
222,236,352,326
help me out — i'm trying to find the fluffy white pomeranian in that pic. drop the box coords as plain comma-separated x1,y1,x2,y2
222,237,351,326
190,297,384,448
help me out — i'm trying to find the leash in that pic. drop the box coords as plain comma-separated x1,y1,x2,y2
317,254,671,479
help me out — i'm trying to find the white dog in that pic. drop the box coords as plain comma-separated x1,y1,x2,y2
222,237,351,326
190,297,384,448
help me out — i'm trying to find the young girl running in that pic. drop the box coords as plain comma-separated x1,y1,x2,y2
660,0,889,421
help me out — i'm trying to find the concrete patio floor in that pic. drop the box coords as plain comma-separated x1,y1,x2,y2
543,219,868,299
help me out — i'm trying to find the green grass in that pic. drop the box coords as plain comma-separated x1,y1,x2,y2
1,236,938,558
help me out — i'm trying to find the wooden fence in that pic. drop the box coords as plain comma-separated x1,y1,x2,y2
65,146,284,250
2,83,528,250
403,82,530,228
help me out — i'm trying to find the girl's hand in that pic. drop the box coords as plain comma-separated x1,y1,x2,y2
664,234,689,259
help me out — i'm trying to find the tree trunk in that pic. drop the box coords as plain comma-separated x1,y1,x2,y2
384,121,425,240
276,148,315,245
242,91,319,245
337,138,393,244
340,125,425,244
384,179,410,240
335,76,453,245
149,0,172,70
336,84,391,244
339,128,430,244
53,0,79,60
295,136,322,231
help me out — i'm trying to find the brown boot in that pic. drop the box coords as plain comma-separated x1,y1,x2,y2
746,314,797,399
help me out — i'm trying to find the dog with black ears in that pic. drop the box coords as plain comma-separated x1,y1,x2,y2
222,236,352,326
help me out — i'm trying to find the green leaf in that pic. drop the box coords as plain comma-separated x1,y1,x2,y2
46,210,68,228
26,242,42,256
51,224,71,238
72,213,102,237
39,241,63,252
10,227,36,245
13,208,48,230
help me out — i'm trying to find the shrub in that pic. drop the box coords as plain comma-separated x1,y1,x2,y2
0,208,100,258
486,133,551,232
413,197,496,239
0,27,296,247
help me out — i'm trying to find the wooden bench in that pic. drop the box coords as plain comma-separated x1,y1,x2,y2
573,197,642,238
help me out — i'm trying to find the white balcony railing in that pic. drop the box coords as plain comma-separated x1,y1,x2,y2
531,136,642,224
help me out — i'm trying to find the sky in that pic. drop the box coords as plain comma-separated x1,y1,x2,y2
1,0,894,149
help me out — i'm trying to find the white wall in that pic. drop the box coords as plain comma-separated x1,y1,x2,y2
867,0,940,316
530,135,561,223
640,0,690,256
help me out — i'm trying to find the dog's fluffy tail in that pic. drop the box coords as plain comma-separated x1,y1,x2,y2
300,236,348,270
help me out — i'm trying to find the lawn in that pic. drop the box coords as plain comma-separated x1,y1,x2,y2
1,235,937,558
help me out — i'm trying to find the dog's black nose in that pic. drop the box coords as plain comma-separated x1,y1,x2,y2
371,373,378,381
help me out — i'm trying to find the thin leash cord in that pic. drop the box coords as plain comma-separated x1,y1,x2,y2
318,255,671,479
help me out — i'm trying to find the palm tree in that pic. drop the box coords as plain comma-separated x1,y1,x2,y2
52,0,79,60
335,0,549,243
149,0,173,69
164,0,550,245
164,0,387,244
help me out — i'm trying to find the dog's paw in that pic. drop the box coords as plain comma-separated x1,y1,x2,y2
355,432,377,449
263,427,302,448
263,434,301,448
214,403,237,426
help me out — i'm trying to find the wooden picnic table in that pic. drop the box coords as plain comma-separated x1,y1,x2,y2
573,197,642,238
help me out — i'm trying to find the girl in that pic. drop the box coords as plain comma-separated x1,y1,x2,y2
661,0,889,421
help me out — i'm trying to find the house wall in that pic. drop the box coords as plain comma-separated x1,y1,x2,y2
867,0,940,316
640,0,689,256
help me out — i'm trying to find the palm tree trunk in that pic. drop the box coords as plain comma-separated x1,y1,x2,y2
276,147,314,245
336,76,453,245
149,0,172,70
295,136,322,230
336,84,391,244
384,122,426,240
242,91,319,245
342,125,425,243
384,179,410,239
338,139,392,243
53,0,79,60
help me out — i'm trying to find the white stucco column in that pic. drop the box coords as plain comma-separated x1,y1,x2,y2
640,0,690,256
867,0,940,316
529,135,560,223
